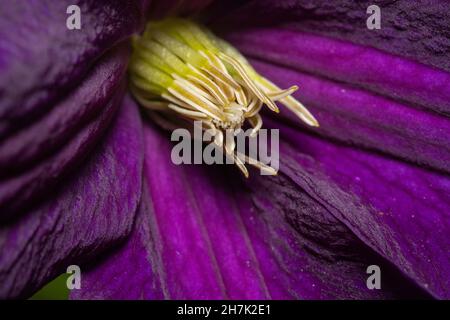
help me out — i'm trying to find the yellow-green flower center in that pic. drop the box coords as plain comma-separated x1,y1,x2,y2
129,18,318,176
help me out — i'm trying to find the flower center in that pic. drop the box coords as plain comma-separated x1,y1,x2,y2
129,18,318,176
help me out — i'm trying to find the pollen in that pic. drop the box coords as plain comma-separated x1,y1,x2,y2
129,18,319,177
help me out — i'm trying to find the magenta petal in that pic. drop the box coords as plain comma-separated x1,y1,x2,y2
0,96,143,299
249,60,450,174
71,123,428,300
266,118,450,298
228,29,450,115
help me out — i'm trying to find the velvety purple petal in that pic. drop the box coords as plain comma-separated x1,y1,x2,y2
68,184,166,300
0,96,143,299
264,117,450,298
250,60,450,174
0,46,129,172
227,30,450,295
0,0,150,135
0,45,129,219
211,0,450,72
227,28,450,115
71,122,429,300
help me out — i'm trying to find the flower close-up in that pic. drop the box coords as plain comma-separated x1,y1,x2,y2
0,0,449,301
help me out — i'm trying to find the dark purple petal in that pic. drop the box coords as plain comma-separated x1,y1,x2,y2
250,60,450,174
221,22,450,296
71,122,428,300
69,184,166,300
0,96,143,299
0,0,150,135
264,118,450,298
0,45,129,219
0,46,129,172
149,0,214,19
212,0,450,73
227,29,450,116
0,0,152,219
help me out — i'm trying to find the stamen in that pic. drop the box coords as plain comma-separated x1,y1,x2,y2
141,39,190,75
232,153,249,178
129,18,319,177
186,65,228,106
246,98,263,117
200,67,235,100
168,86,222,121
129,60,172,93
152,30,205,66
162,92,198,110
231,81,248,107
167,103,208,119
200,51,241,89
248,114,263,137
130,77,165,98
218,52,279,113
225,135,236,155
256,77,319,127
214,129,223,147
203,121,218,137
236,152,277,176
268,85,299,101
172,74,220,107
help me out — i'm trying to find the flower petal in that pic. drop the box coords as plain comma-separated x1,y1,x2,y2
0,0,149,135
148,0,214,18
0,0,152,219
265,117,450,298
211,0,450,72
0,45,130,220
71,122,429,300
227,28,450,116
0,96,143,299
249,59,450,174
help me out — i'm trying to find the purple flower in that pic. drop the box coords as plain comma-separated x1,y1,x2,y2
1,0,449,299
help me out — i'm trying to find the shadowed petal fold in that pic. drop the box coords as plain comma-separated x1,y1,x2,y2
0,0,154,219
0,45,130,219
266,118,450,298
0,0,150,135
0,97,144,299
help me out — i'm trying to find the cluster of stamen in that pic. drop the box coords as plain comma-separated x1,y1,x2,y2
129,18,318,177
